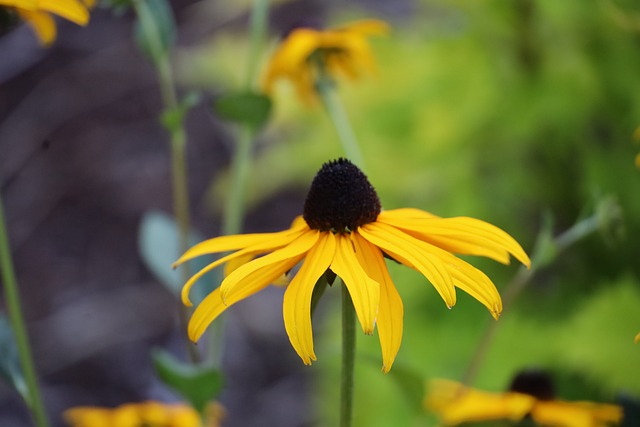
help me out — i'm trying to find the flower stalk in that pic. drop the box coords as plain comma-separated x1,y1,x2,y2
0,194,50,427
132,0,199,363
315,70,367,172
340,281,356,427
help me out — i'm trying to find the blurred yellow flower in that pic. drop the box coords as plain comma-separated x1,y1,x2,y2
426,377,623,427
635,332,640,344
64,401,224,427
0,0,93,45
262,19,389,104
174,159,530,373
633,126,640,168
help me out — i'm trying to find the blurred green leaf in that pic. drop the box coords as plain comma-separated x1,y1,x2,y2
0,314,28,404
134,0,176,66
161,91,202,134
137,210,213,304
152,349,223,414
213,92,272,129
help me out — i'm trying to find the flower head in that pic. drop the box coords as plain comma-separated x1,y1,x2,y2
174,159,530,372
262,19,389,104
64,401,224,427
426,371,623,427
0,0,93,45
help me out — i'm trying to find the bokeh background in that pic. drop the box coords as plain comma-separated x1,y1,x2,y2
1,0,639,426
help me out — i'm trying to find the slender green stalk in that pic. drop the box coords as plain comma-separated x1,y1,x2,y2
222,0,270,237
316,76,367,172
340,282,356,427
132,0,199,363
0,195,49,427
462,211,606,386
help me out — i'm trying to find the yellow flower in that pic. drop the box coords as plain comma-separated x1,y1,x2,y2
426,373,623,427
174,159,530,373
635,332,640,344
262,19,389,104
0,0,93,45
63,401,225,427
633,126,640,168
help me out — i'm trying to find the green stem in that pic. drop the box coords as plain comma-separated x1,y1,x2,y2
0,194,49,427
244,0,270,90
340,282,356,427
316,76,367,172
133,0,199,363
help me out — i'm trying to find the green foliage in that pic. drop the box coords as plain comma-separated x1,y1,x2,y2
152,349,223,415
213,92,272,130
134,0,176,66
137,210,212,304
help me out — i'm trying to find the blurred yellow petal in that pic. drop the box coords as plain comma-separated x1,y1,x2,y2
352,232,402,372
532,400,623,427
635,332,640,344
360,221,457,308
426,379,535,425
0,0,37,8
38,0,88,25
283,232,336,364
17,9,56,45
330,233,380,335
64,407,113,427
335,19,390,36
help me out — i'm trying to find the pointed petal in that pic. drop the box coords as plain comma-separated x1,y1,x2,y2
330,234,380,335
352,232,402,373
221,230,319,302
17,9,56,45
359,222,457,308
188,258,298,341
39,0,89,25
379,210,531,268
173,217,308,267
283,232,336,365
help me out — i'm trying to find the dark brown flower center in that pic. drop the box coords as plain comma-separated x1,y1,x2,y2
509,370,555,401
303,158,381,233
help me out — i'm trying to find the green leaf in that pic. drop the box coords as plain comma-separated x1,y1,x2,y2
213,92,272,129
161,91,202,134
152,349,223,414
0,314,29,404
134,0,176,66
137,210,214,304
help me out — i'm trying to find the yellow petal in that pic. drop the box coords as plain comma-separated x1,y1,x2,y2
0,0,37,8
531,400,623,427
283,232,336,364
39,0,89,25
426,380,535,425
352,232,402,373
336,19,390,36
179,227,304,306
330,233,380,335
223,253,255,277
17,9,56,45
220,230,319,302
173,217,308,267
188,258,298,341
379,210,531,268
359,222,457,308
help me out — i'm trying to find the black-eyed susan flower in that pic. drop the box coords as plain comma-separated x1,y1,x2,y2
0,0,92,45
63,401,225,427
174,159,530,372
262,19,389,104
426,371,623,427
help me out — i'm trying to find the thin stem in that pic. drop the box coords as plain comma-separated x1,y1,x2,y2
244,0,270,90
0,194,49,427
316,76,367,172
340,282,356,427
132,0,199,363
462,212,604,386
222,126,253,236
